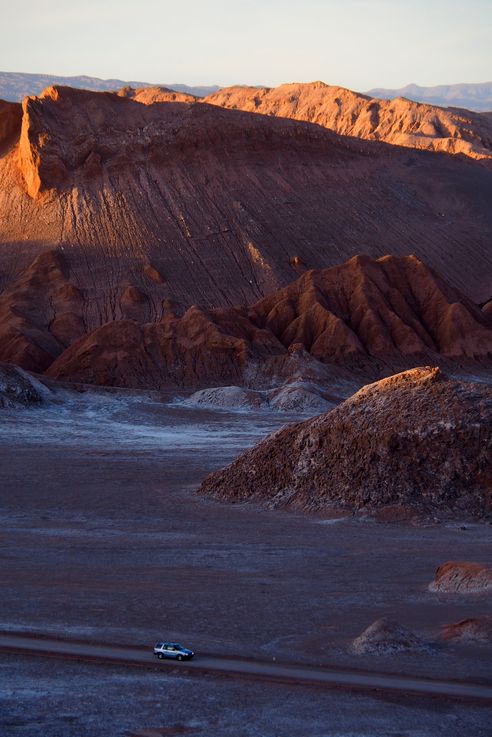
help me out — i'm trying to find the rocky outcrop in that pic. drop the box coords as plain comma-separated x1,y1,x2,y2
205,81,492,161
441,617,492,643
1,85,492,321
429,562,492,593
0,363,49,407
42,256,492,388
351,618,428,655
199,367,492,520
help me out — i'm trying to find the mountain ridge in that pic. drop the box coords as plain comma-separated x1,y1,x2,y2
367,81,492,112
0,71,219,102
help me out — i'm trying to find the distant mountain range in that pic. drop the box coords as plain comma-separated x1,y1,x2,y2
2,73,492,112
0,71,219,101
367,82,492,112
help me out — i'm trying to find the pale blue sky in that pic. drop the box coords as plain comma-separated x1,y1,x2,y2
2,0,491,90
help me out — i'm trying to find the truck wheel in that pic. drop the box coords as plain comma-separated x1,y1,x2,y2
158,653,163,659
178,655,183,661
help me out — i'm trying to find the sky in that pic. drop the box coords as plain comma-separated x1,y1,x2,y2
1,0,491,90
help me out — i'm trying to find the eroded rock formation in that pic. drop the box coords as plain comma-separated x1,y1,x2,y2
42,256,492,388
0,250,86,372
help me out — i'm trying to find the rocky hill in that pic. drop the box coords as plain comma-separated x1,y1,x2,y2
205,81,492,161
1,83,492,324
16,254,489,388
198,367,492,521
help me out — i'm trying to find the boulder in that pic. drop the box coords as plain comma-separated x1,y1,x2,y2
429,562,492,593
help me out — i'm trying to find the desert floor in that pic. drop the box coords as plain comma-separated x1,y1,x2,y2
0,388,491,736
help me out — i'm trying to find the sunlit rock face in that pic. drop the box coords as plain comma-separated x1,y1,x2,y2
205,81,492,161
1,83,492,329
1,85,492,389
199,367,492,521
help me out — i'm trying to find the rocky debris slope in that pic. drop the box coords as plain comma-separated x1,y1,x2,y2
43,255,492,388
441,617,492,643
1,85,492,321
429,562,492,593
205,81,492,161
351,618,428,655
0,363,49,407
199,367,492,521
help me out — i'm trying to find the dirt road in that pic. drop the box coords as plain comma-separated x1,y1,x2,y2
1,632,491,702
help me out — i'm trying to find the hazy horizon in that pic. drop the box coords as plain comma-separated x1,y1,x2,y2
2,0,491,91
1,70,492,94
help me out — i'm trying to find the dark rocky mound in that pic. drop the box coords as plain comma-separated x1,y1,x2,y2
0,363,48,407
351,618,428,655
199,367,492,520
36,255,492,388
429,562,492,593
